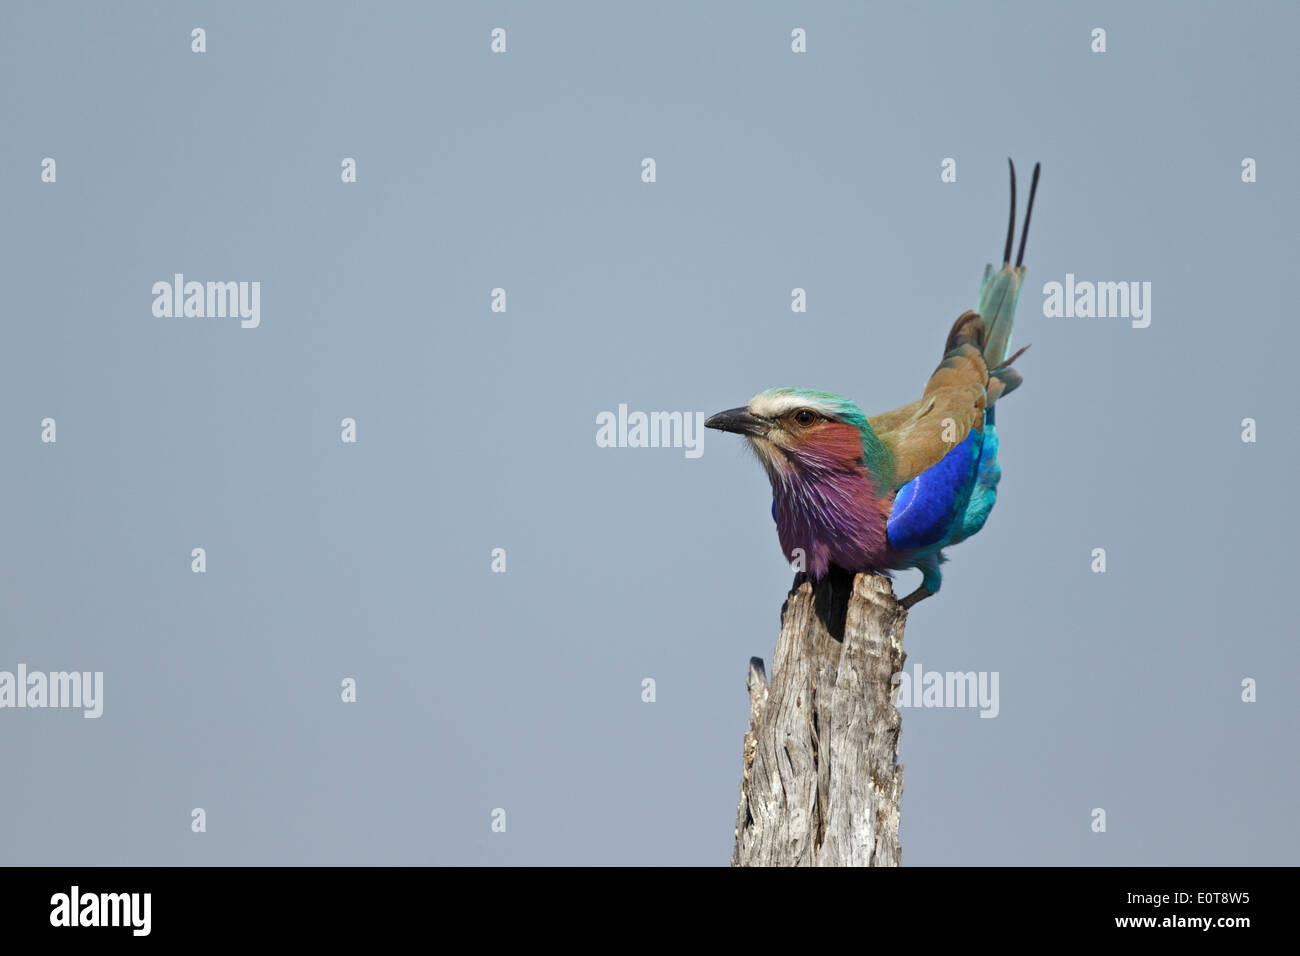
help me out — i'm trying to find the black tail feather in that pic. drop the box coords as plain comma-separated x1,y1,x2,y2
1002,159,1017,267
1015,162,1041,268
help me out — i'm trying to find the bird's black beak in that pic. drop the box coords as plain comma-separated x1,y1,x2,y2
705,407,767,437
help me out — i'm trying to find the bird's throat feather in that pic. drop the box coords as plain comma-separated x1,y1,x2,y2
759,424,892,576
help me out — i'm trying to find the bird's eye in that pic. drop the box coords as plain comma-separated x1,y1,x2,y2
794,409,817,426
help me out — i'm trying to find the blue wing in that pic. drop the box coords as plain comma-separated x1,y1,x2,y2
885,427,982,552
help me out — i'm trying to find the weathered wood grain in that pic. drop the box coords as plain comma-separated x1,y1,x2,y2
732,569,907,867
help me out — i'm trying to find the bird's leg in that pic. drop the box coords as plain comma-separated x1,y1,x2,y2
898,586,932,610
899,556,943,610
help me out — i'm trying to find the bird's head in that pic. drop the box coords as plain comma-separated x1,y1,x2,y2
705,388,873,481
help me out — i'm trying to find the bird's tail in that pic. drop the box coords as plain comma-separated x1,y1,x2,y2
978,160,1039,410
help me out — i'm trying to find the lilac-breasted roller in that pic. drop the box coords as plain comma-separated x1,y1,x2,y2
706,161,1040,609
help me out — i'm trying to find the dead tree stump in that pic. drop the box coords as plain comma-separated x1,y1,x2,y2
732,568,908,866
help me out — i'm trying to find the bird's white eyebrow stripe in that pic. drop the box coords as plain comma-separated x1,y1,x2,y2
748,392,840,419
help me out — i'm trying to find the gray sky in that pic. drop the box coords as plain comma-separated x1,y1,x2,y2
1,1,1296,865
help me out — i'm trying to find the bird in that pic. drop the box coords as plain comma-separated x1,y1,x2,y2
706,160,1039,609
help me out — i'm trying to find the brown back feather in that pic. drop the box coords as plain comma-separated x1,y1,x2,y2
868,310,990,489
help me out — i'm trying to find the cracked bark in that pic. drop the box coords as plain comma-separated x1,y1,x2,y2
731,568,907,867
